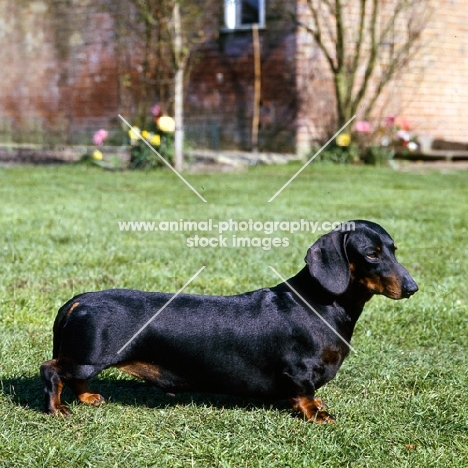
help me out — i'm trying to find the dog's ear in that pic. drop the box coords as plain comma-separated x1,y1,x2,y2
304,230,350,295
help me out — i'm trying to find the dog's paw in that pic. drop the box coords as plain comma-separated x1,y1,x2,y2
312,410,336,424
311,397,328,411
291,395,336,423
78,393,106,406
48,404,72,417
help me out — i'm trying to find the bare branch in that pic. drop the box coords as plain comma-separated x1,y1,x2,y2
361,0,432,118
350,0,379,116
335,0,344,72
302,0,338,72
363,28,426,118
345,0,367,109
321,1,337,45
297,0,432,128
379,0,408,45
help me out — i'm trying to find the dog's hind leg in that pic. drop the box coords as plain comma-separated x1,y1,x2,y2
40,359,71,416
40,359,106,415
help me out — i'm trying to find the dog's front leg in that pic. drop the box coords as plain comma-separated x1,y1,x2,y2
291,395,335,423
284,366,335,423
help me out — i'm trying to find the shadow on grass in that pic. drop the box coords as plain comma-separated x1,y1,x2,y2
1,375,291,415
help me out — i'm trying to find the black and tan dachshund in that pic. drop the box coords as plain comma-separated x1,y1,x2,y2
40,220,418,422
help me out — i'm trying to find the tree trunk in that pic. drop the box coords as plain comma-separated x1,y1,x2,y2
334,72,349,128
173,1,184,171
252,24,261,152
174,65,184,171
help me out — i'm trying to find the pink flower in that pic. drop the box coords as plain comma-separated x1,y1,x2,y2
151,104,162,117
354,120,371,133
384,114,396,127
395,117,411,131
93,129,108,146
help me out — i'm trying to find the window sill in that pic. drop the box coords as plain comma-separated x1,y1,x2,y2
220,24,266,33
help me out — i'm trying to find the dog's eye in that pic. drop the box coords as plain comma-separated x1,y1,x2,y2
366,252,378,259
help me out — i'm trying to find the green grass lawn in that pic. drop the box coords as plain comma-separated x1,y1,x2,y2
1,162,467,467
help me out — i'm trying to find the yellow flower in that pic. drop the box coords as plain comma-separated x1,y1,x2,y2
158,116,175,133
141,130,150,140
128,126,140,142
92,149,103,160
336,133,351,147
150,134,161,146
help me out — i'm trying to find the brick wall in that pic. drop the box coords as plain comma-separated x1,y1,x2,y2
186,0,298,152
0,0,123,144
0,0,299,152
1,0,467,153
395,0,468,143
295,0,468,154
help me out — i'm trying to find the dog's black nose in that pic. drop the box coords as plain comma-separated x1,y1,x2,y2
402,276,418,297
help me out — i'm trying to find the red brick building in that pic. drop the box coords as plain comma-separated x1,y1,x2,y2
0,0,467,155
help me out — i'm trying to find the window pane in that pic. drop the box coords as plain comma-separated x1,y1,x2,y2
224,0,237,29
241,0,259,25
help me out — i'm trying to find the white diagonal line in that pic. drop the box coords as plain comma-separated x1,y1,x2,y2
267,115,356,202
268,266,357,354
117,266,206,354
118,114,207,203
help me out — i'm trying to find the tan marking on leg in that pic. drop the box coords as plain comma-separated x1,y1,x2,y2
51,379,68,415
291,396,335,423
41,359,71,416
68,379,106,406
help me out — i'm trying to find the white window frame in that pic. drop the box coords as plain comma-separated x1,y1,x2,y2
224,0,265,30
